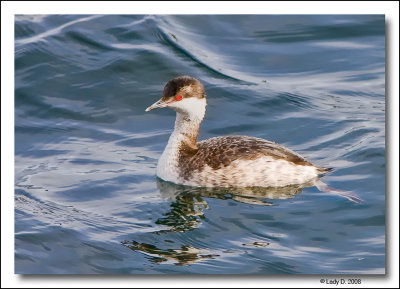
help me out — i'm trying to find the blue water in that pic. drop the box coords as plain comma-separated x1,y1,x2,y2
15,15,385,274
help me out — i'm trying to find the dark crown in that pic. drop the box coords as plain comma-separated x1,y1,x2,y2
162,76,205,101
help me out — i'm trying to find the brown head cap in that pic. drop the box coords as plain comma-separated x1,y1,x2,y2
162,75,206,102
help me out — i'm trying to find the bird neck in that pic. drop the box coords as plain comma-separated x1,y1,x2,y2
158,98,206,174
171,112,202,151
157,112,201,179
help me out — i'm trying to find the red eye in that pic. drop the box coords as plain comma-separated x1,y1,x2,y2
175,95,183,101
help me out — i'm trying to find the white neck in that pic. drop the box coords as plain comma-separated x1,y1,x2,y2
167,97,207,144
156,97,207,183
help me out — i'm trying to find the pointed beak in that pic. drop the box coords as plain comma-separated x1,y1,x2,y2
145,98,168,112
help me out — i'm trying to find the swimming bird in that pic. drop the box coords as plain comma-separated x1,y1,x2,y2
146,76,361,202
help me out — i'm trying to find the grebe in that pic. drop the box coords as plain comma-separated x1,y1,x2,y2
145,76,361,202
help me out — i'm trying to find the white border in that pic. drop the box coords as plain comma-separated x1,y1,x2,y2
2,1,398,288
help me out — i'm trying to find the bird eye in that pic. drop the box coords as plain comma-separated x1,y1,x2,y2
175,95,183,101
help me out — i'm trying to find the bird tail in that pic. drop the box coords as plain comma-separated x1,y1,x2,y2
317,166,334,175
314,180,363,203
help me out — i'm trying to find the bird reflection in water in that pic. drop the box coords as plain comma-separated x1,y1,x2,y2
123,178,315,265
122,240,219,266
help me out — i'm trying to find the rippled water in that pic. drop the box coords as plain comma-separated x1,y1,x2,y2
15,15,385,274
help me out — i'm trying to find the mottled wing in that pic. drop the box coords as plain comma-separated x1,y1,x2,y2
194,135,313,170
